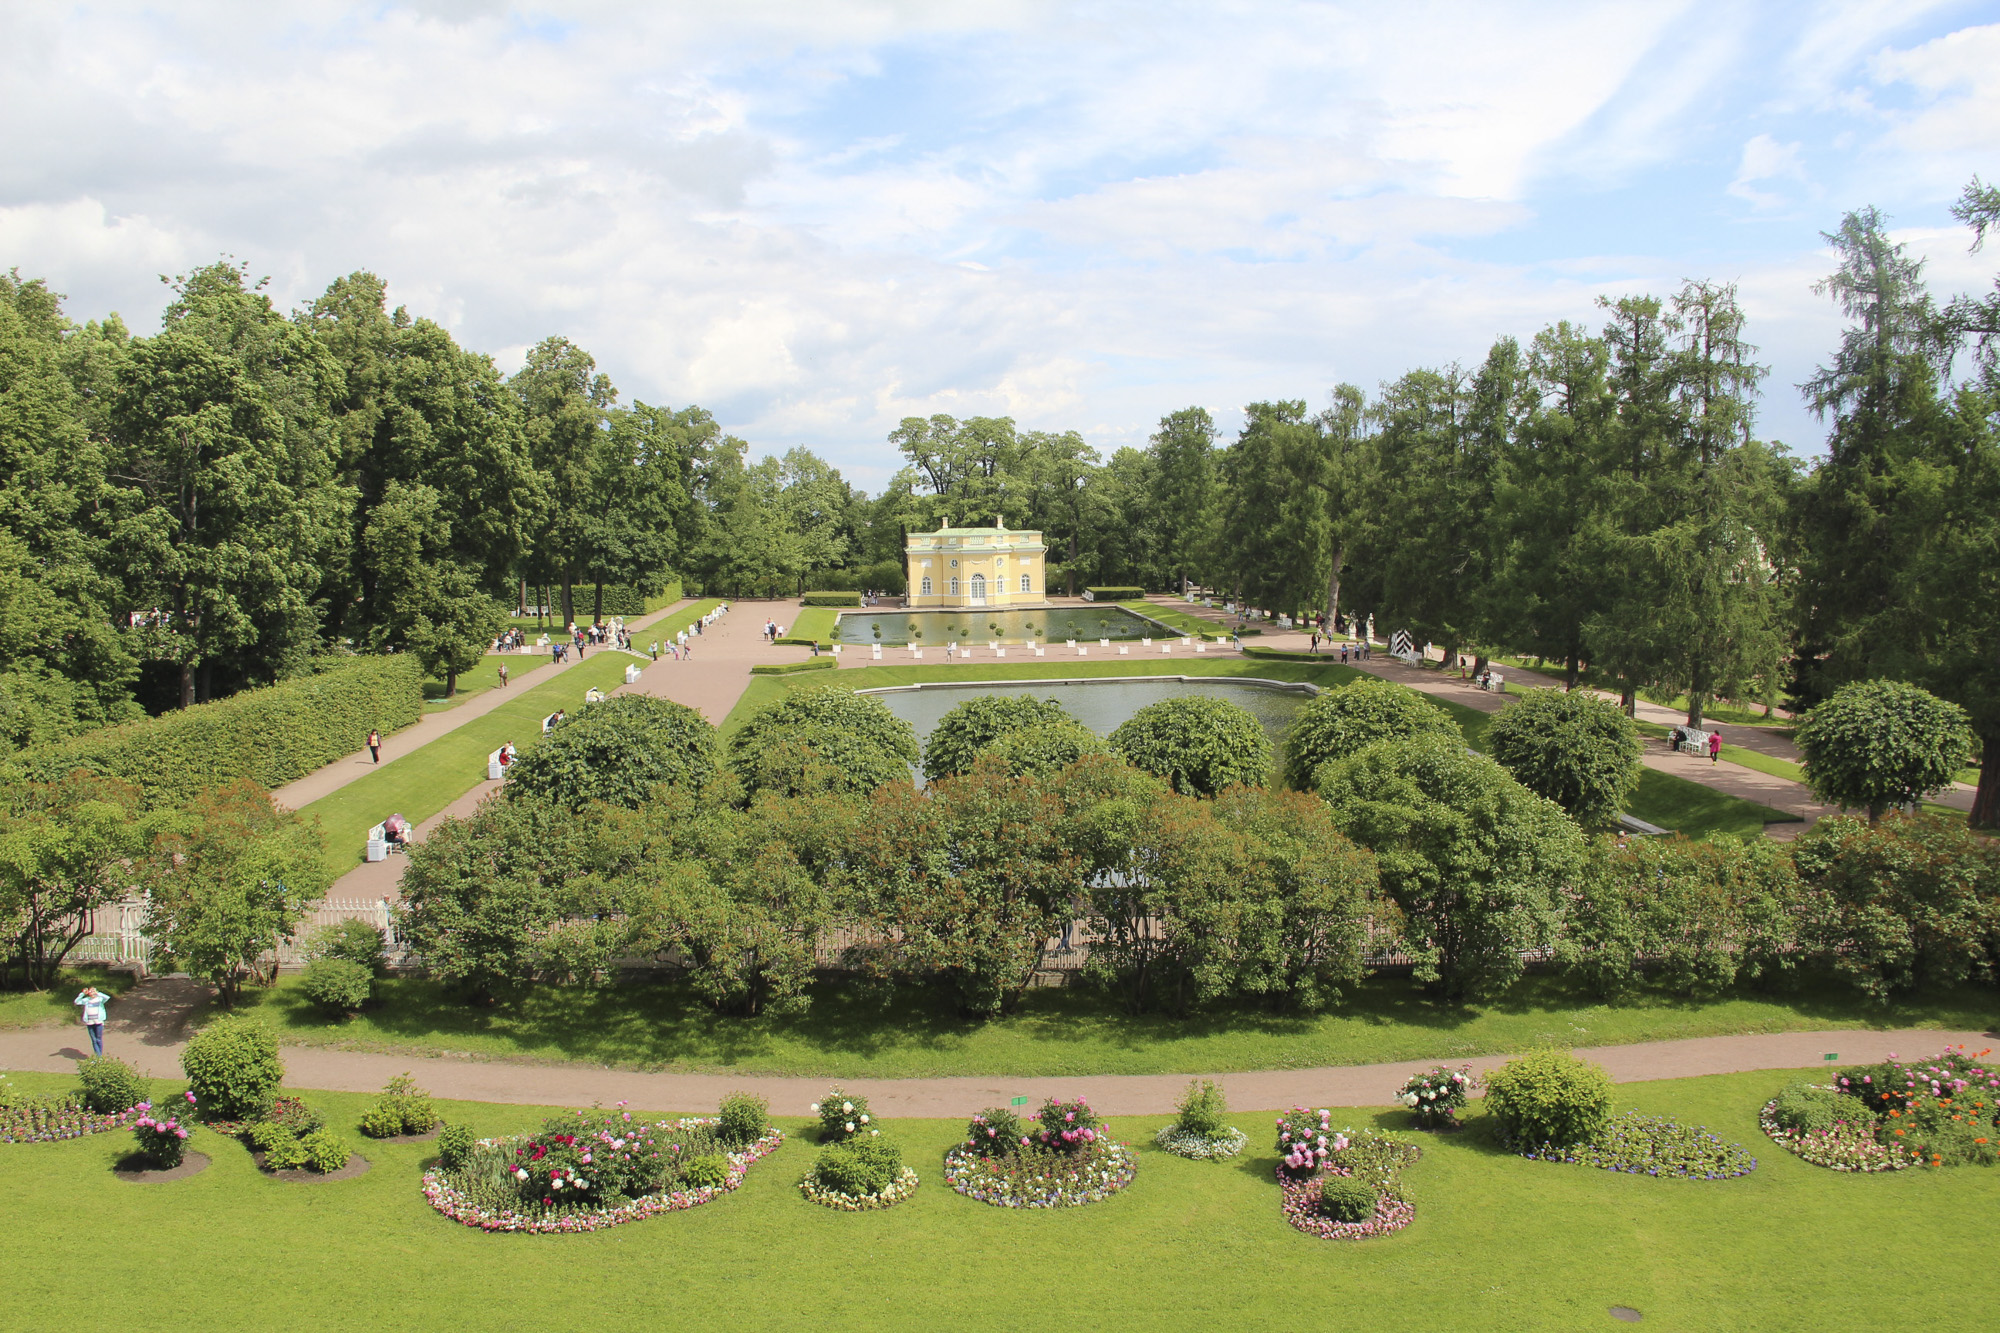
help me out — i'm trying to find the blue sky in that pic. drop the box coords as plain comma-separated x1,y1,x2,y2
4,1,1997,489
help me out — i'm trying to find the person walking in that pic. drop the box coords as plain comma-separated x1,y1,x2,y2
497,662,509,689
650,640,659,662
366,729,381,764
74,986,111,1056
1310,631,1320,654
1707,730,1722,765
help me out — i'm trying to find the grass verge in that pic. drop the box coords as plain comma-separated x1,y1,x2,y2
0,1067,1991,1331
0,967,135,1029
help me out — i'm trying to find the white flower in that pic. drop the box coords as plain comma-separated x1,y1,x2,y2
809,1103,820,1114
859,1114,870,1124
842,1101,853,1114
1402,1093,1420,1107
552,1178,565,1190
844,1122,855,1133
515,1168,529,1180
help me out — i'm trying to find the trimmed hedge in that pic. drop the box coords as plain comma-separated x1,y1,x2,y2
1085,587,1146,601
593,579,684,615
802,591,863,607
749,658,839,675
2,656,423,810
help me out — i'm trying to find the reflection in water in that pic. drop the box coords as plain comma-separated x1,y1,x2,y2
833,605,1181,645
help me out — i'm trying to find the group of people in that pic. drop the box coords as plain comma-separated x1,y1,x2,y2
1306,631,1371,663
761,618,787,642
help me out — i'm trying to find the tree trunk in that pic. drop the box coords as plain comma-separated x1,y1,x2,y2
1472,653,1488,679
1971,731,1998,830
560,571,574,627
1067,534,1077,597
1564,653,1580,691
592,580,604,622
1685,691,1708,729
1325,544,1345,630
178,662,195,710
445,668,458,698
517,578,526,616
1620,684,1636,717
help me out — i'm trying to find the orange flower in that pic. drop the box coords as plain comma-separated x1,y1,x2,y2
1894,1129,1905,1136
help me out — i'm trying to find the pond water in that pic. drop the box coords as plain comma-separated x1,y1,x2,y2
832,605,1180,645
864,677,1314,769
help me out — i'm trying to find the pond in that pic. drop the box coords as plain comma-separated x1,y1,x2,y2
863,676,1315,777
832,605,1182,645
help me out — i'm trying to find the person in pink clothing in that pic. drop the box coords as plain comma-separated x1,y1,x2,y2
1707,730,1722,764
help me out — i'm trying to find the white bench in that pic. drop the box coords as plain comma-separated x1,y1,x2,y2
624,664,641,685
487,749,506,780
1674,727,1715,755
366,824,388,863
1478,672,1505,693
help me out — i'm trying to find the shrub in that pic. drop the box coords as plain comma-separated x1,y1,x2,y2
299,1128,352,1173
1084,587,1145,600
728,686,919,799
1110,696,1271,796
300,957,374,1015
1316,1176,1377,1222
716,1092,769,1148
436,1123,476,1170
1033,1095,1104,1153
1324,1128,1422,1185
682,1153,729,1190
1275,1106,1339,1177
801,591,862,607
506,695,718,811
131,1107,191,1168
963,1107,1024,1157
358,1073,437,1138
269,1096,325,1136
811,1087,874,1140
1483,687,1642,828
1796,679,1976,821
180,1014,284,1119
1,655,423,811
1318,734,1587,1001
249,1120,308,1170
814,1138,902,1196
1396,1066,1472,1128
1773,1083,1872,1136
748,659,838,675
301,918,386,973
1483,1048,1614,1148
1281,677,1460,790
922,694,1076,782
1173,1079,1230,1138
984,720,1112,777
75,1056,146,1115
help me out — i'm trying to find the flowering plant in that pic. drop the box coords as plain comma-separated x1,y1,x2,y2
1277,1167,1416,1241
944,1138,1136,1209
1831,1048,1998,1169
1155,1078,1246,1160
1273,1107,1345,1179
1032,1096,1102,1154
1759,1089,1905,1173
1515,1110,1757,1180
0,1081,139,1145
1396,1065,1472,1128
809,1087,874,1141
131,1094,196,1168
962,1106,1023,1158
801,1137,919,1211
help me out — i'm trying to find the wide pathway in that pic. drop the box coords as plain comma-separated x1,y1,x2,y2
4,983,1987,1114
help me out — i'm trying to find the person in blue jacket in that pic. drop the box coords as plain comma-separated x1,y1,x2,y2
74,986,111,1056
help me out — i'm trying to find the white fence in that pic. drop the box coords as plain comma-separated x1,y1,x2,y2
67,898,406,974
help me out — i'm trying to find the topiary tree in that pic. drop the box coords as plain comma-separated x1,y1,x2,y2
1796,679,1975,823
983,719,1112,777
300,957,374,1015
727,684,919,799
1483,688,1642,828
1281,677,1461,790
1316,733,1586,1002
921,695,1076,782
506,694,717,810
180,1012,284,1119
1110,696,1271,796
1482,1047,1614,1148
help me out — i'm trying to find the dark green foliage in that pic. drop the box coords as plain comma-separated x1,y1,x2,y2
179,1014,284,1119
727,685,919,799
984,720,1111,777
1484,687,1642,827
300,958,374,1015
1318,734,1585,1002
248,1119,307,1169
801,591,861,606
358,1074,437,1138
922,694,1075,782
436,1123,476,1169
298,1128,352,1173
1172,1079,1229,1138
302,918,386,974
681,1153,729,1190
1483,1048,1615,1148
1085,587,1146,600
813,1137,903,1196
74,1056,146,1115
1790,812,2000,998
1315,1175,1377,1222
270,1096,324,1136
964,1107,1023,1157
1796,679,1975,820
1110,695,1270,795
1772,1083,1872,1135
748,659,837,675
716,1091,769,1147
505,694,717,811
1281,678,1459,790
0,656,422,811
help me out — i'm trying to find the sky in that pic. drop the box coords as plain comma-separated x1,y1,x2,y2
4,0,1998,491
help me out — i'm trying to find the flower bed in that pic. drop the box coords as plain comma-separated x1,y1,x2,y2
944,1139,1136,1209
1758,1091,1906,1173
800,1164,920,1211
1829,1048,1998,1170
1277,1167,1416,1241
0,1098,137,1144
1153,1124,1248,1160
422,1118,784,1234
1515,1111,1757,1180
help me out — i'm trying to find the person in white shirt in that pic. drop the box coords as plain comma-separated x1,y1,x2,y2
74,986,111,1056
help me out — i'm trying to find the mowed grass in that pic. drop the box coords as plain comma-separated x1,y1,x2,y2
227,969,2000,1078
0,967,134,1029
419,652,523,712
2,1066,1992,1333
296,650,640,876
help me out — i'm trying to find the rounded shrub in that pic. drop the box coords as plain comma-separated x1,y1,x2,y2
964,1106,1023,1157
1483,1047,1614,1148
299,1127,352,1173
180,1013,284,1120
716,1091,769,1147
301,918,386,973
1315,1175,1378,1223
811,1086,874,1140
1281,677,1460,789
75,1055,146,1115
507,695,719,810
300,957,374,1016
1110,696,1271,795
1796,678,1975,820
922,695,1077,781
1773,1083,1872,1135
814,1138,902,1196
436,1122,476,1170
728,685,919,799
682,1153,729,1190
1173,1078,1230,1138
984,720,1111,777
1483,687,1642,828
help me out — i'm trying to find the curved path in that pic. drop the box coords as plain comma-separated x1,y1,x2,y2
4,1008,1987,1115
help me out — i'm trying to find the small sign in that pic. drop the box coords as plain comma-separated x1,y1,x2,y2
1010,1096,1029,1107
1823,1052,1839,1061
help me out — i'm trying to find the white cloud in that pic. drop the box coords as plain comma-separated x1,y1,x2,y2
1728,133,1810,208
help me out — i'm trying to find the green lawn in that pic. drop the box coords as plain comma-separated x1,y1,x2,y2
2,1066,1991,1331
419,652,522,712
224,969,1999,1078
297,650,641,876
0,967,135,1029
778,606,841,644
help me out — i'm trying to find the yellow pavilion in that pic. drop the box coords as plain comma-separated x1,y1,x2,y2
905,520,1048,608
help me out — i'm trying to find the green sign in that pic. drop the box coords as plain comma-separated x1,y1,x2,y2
1010,1096,1029,1107
1823,1052,1839,1061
